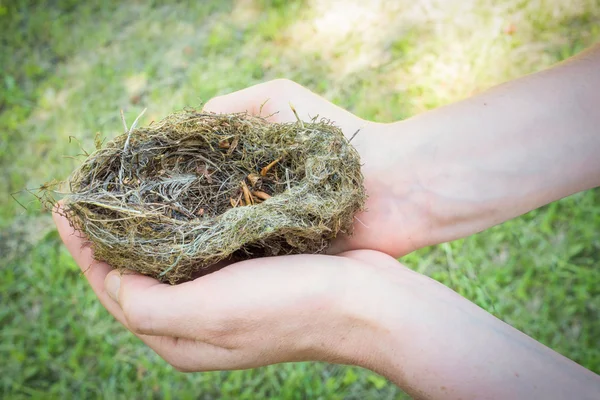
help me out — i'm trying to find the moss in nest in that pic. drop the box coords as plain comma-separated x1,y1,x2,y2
53,110,366,283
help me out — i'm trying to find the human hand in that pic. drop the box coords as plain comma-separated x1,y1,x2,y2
55,208,600,399
54,204,465,388
52,207,402,372
203,65,600,259
202,79,436,257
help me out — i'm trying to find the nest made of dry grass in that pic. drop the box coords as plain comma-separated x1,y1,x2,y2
53,109,366,283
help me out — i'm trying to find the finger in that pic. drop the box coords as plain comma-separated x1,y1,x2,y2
53,207,169,339
202,79,366,137
53,206,168,333
102,272,245,371
106,271,279,371
53,206,119,311
54,205,223,339
149,335,270,372
53,204,97,272
106,269,178,336
202,79,316,118
52,205,250,370
338,249,401,270
101,268,267,370
202,81,272,116
106,254,345,341
104,267,225,339
104,266,253,341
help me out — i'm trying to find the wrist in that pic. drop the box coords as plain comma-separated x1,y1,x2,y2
331,252,420,376
367,120,467,253
378,116,529,249
332,251,600,399
379,51,600,248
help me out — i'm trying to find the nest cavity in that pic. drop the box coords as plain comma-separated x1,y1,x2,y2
59,110,366,283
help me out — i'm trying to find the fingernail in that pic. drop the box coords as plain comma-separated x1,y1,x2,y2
106,273,121,303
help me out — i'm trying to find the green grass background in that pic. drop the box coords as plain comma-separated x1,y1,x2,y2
1,0,599,398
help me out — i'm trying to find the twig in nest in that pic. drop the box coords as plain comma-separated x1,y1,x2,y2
247,173,261,187
230,192,243,208
252,190,271,200
261,157,282,177
226,136,239,156
240,181,253,205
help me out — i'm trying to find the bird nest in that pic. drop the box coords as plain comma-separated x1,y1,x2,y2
54,110,366,283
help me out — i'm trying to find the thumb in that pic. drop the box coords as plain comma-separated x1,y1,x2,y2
104,270,123,303
103,269,217,339
104,270,175,336
104,269,162,304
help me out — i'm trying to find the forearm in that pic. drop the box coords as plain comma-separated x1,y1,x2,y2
343,257,600,399
381,44,600,248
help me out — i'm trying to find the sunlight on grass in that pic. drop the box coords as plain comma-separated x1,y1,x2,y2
285,0,396,77
1,0,599,397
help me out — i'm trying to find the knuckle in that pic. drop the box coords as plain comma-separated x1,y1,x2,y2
202,318,246,348
268,78,296,91
202,322,230,342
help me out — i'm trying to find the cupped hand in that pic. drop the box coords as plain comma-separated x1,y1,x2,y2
202,79,433,257
54,206,600,399
53,208,406,372
51,80,438,373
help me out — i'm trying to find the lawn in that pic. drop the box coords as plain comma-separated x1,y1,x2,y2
1,0,599,398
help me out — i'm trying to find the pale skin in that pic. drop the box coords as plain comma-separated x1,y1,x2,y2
54,44,600,399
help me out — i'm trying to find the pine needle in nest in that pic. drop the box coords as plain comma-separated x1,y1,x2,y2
51,109,366,283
